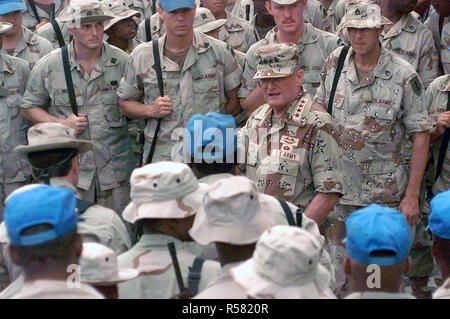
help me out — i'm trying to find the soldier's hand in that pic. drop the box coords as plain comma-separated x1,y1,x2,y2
35,19,49,31
436,111,450,135
148,96,173,119
399,196,420,226
62,113,88,133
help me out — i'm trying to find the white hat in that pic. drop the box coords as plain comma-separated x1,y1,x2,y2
80,242,138,285
122,162,208,224
230,225,333,299
193,7,227,34
189,176,277,245
103,0,141,31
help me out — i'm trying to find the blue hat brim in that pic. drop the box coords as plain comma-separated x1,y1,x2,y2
0,2,27,15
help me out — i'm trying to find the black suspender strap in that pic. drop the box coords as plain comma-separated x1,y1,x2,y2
145,17,152,42
145,39,164,164
276,197,296,226
436,93,450,181
61,46,78,116
151,0,157,15
50,2,55,21
188,257,205,296
28,0,41,24
296,208,303,228
245,4,251,21
50,19,65,48
76,199,93,215
328,45,350,115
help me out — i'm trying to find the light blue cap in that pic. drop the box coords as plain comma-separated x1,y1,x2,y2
0,0,26,15
160,0,195,12
429,190,450,239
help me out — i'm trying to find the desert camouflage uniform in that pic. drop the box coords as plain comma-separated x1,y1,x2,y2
136,12,164,42
117,31,242,163
22,0,65,31
20,42,133,214
1,27,53,66
425,11,450,75
381,13,439,90
433,278,450,299
231,0,330,32
238,23,340,101
35,19,71,49
117,234,221,299
219,11,258,53
322,0,340,34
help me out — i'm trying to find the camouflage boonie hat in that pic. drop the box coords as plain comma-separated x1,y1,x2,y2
338,3,392,31
59,0,115,24
253,43,299,80
122,162,208,224
15,123,93,157
103,0,141,31
193,7,227,34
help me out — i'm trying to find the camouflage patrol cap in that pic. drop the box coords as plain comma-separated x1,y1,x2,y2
230,226,333,299
338,3,392,31
189,176,277,245
122,162,208,224
59,0,115,25
103,0,141,31
253,43,299,80
193,7,227,34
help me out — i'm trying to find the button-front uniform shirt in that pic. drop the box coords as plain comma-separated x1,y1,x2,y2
314,45,433,207
219,11,258,53
21,42,132,192
136,12,164,43
117,31,242,163
22,0,65,31
425,10,450,75
239,23,340,99
36,19,71,49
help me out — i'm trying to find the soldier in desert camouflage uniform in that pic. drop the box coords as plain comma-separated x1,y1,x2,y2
313,3,433,296
135,9,164,42
20,0,132,215
239,43,343,226
239,0,340,116
21,0,66,31
118,0,242,164
426,0,450,75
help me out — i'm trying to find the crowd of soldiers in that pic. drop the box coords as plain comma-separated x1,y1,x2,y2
0,0,448,300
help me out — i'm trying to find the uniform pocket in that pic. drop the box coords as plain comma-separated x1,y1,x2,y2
192,68,220,112
364,105,396,144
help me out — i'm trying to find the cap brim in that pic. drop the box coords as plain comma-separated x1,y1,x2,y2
189,198,277,246
338,16,392,31
123,183,209,223
231,260,332,299
194,19,227,34
161,2,195,12
253,68,295,80
104,10,141,31
0,3,26,15
15,140,93,157
83,268,139,286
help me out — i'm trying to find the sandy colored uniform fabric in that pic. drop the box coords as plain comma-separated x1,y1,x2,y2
117,31,242,163
1,27,53,66
118,234,221,299
239,23,340,99
21,41,132,213
425,11,450,75
136,12,164,42
238,93,343,210
425,74,450,195
219,11,257,53
314,45,433,207
0,53,31,218
11,279,104,299
381,13,439,90
22,0,65,31
36,19,71,49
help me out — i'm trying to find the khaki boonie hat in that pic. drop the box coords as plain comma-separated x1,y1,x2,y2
193,7,227,34
338,3,392,31
189,176,277,245
0,22,12,34
15,123,93,157
122,162,208,224
59,0,115,24
103,0,141,31
253,43,299,80
230,225,333,299
80,242,138,285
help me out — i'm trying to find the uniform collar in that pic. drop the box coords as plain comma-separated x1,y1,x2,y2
67,41,115,73
440,75,450,92
49,178,81,198
383,13,417,38
0,54,16,74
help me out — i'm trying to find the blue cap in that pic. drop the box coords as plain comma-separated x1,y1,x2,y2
429,190,450,239
4,185,78,247
160,0,195,12
184,112,237,162
0,0,26,15
344,204,412,266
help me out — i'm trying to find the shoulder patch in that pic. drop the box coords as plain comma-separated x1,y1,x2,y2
410,76,422,96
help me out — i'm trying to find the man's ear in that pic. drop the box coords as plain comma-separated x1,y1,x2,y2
343,256,352,275
71,154,79,174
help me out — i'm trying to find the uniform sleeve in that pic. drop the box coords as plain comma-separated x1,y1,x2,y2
223,46,243,92
401,72,434,134
238,43,259,98
309,114,344,195
108,214,132,255
242,24,258,53
20,58,50,109
38,37,55,58
418,29,440,90
313,51,336,107
136,20,147,43
117,52,144,101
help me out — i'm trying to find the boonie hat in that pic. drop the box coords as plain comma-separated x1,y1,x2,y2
338,2,392,31
59,0,114,24
193,7,227,34
103,0,141,31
